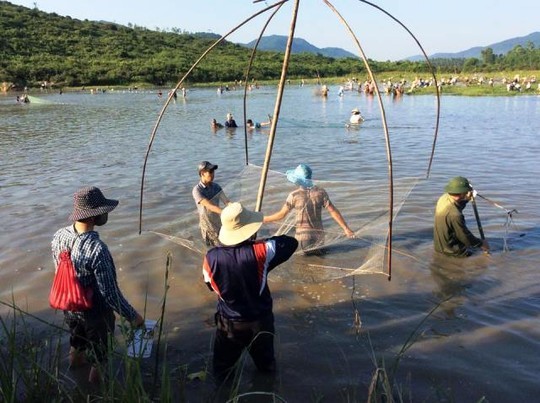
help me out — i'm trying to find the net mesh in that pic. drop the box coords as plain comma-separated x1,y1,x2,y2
147,164,419,282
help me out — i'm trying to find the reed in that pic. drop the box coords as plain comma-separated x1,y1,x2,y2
0,300,76,401
0,251,176,401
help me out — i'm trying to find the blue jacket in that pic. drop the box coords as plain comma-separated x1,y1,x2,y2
203,235,298,321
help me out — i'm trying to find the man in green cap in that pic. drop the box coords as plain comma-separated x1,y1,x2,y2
433,176,490,257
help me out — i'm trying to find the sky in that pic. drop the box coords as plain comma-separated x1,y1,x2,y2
7,0,539,61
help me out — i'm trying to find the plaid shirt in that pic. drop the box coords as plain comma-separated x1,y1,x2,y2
51,225,137,321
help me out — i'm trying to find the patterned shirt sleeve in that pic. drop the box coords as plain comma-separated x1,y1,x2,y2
192,183,204,204
52,226,137,320
321,188,331,209
90,241,138,321
285,191,295,210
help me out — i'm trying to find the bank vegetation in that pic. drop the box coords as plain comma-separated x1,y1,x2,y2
1,1,540,91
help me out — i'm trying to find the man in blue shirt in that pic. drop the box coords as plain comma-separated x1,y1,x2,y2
203,202,298,382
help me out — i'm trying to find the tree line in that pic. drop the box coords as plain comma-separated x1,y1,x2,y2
1,1,539,88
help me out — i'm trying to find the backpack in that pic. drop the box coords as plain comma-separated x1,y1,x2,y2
49,247,93,311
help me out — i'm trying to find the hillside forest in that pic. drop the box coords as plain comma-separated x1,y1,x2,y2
2,1,540,88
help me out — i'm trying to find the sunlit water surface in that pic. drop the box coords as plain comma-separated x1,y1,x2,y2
1,87,539,401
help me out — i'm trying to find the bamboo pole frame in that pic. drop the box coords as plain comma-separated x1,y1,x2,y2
138,0,442,282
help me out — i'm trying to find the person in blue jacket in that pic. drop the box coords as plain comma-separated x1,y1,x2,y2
203,202,298,382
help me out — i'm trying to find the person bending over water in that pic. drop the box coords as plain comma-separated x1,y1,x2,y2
434,176,490,257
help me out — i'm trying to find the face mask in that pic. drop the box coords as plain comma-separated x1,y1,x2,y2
94,213,109,226
457,199,469,209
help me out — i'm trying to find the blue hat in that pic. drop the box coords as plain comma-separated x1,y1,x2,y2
286,164,313,188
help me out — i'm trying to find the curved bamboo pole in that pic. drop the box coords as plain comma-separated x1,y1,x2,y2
242,4,284,165
357,0,441,179
138,0,288,234
323,0,394,281
255,0,301,212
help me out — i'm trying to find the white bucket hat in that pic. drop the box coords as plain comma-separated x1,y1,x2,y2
218,202,263,246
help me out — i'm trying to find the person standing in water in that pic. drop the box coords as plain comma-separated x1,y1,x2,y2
433,176,490,257
51,186,144,384
203,202,298,381
192,161,231,246
349,108,364,124
224,113,238,128
264,164,355,254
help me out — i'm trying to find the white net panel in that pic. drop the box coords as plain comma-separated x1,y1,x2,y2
148,164,419,282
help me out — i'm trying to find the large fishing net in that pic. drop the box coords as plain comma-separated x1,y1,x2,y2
137,1,447,283
148,164,419,281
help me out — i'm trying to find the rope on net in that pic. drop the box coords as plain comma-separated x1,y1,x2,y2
476,193,520,252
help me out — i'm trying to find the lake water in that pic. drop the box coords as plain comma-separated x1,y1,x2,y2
1,86,539,401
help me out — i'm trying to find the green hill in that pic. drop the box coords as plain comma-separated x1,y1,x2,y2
2,1,539,89
0,1,371,88
0,1,249,86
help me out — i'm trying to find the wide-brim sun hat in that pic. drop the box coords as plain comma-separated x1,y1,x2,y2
69,186,118,221
445,176,472,194
351,108,360,114
219,202,263,246
286,164,313,188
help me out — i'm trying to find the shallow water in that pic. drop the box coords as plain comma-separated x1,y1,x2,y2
1,87,540,401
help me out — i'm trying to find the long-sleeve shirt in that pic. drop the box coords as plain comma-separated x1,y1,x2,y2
433,194,482,257
203,235,298,321
51,225,137,320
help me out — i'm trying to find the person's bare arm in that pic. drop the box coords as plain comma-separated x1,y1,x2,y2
199,198,222,215
328,204,355,237
264,204,289,223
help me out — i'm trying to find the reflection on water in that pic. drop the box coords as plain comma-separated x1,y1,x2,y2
429,253,491,318
1,89,540,400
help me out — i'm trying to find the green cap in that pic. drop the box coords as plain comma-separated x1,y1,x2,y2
445,176,472,194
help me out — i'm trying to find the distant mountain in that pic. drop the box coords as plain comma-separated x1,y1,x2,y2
240,35,356,59
408,32,540,60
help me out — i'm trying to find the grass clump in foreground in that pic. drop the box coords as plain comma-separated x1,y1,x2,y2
0,252,194,402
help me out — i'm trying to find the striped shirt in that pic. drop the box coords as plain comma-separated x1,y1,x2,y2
51,225,137,321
